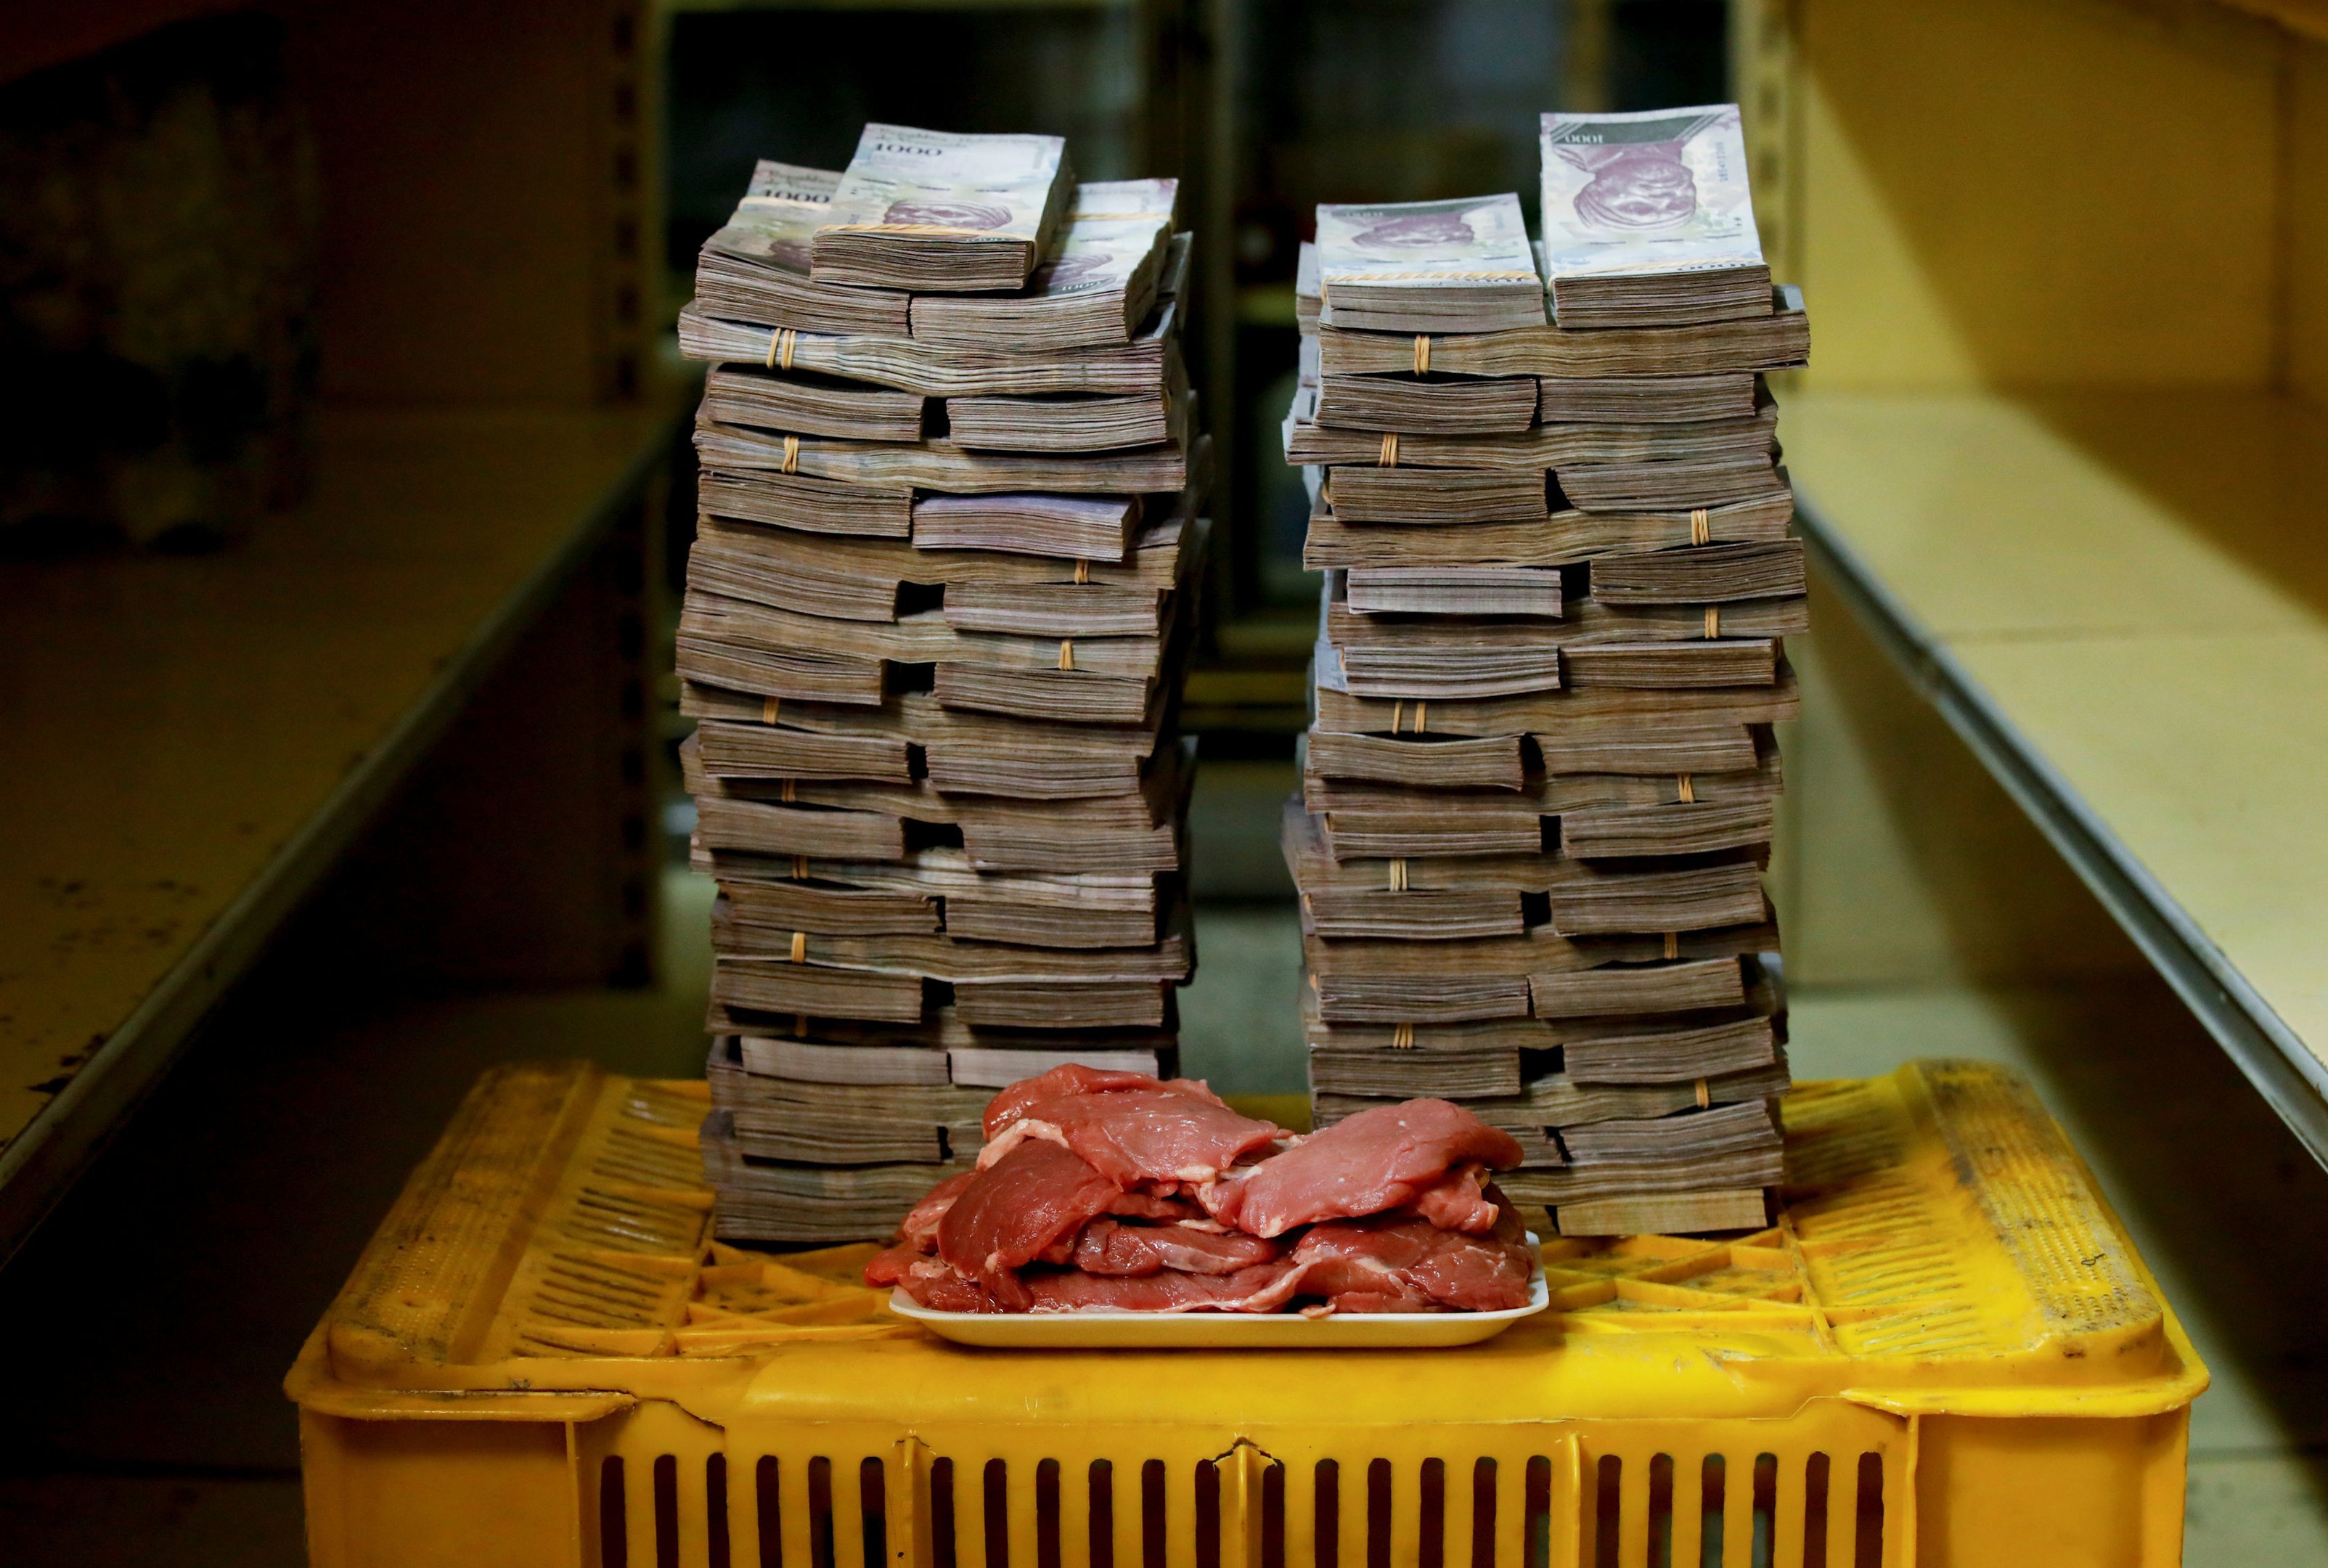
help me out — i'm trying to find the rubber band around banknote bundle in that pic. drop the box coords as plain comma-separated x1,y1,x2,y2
1058,640,1075,671
1391,700,1429,735
1379,433,1400,467
791,855,809,880
1073,559,1090,584
1677,772,1696,804
1703,606,1722,638
778,434,801,475
780,779,798,803
1694,1078,1712,1110
789,931,807,963
765,328,799,372
1392,1023,1416,1049
761,695,782,723
1689,507,1712,546
1664,931,1680,960
1388,858,1409,892
1413,335,1433,375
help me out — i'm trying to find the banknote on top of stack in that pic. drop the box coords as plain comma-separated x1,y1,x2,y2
675,123,1210,1244
1286,103,1809,1239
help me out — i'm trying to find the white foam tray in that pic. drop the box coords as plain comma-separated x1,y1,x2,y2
887,1242,1548,1349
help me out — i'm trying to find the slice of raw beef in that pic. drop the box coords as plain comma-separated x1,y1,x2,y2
937,1138,1124,1308
1026,1259,1310,1313
890,1254,1308,1315
864,1243,925,1287
887,1256,1010,1313
984,1063,1217,1138
1289,1191,1535,1314
1305,1287,1439,1314
898,1169,981,1249
870,1171,1187,1288
1201,1099,1524,1238
1106,1191,1204,1222
1071,1218,1281,1277
979,1071,1288,1188
1410,1162,1501,1234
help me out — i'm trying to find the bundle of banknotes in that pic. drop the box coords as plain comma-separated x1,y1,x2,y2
1286,104,1810,1239
676,123,1209,1244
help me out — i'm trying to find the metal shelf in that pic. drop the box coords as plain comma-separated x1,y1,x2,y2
1788,388,2328,1167
0,401,682,1260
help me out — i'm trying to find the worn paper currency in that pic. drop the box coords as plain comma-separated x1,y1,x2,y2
824,123,1066,244
707,160,839,271
744,159,838,208
1314,194,1539,292
1538,105,1763,277
1037,179,1178,298
1071,178,1179,225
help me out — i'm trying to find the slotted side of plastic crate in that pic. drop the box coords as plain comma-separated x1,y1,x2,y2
563,1407,1921,1568
287,1060,2204,1568
299,1398,2183,1568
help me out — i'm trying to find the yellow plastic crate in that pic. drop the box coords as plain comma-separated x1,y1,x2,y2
285,1059,2205,1568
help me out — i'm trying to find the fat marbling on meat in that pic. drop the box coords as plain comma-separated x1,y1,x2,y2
898,1169,979,1249
1288,1188,1535,1313
1201,1099,1523,1238
1026,1259,1310,1313
983,1063,1209,1138
979,1063,1288,1187
1071,1217,1281,1276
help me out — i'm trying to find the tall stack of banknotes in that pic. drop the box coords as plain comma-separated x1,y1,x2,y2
674,125,1211,1243
1284,105,1809,1238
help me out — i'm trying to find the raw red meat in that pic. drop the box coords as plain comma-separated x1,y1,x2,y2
1071,1219,1281,1277
1026,1259,1310,1314
889,1257,1008,1313
1289,1192,1535,1313
936,1138,1123,1309
865,1243,923,1287
984,1063,1217,1138
876,1076,1540,1318
897,1169,980,1250
1410,1163,1500,1235
1316,1290,1441,1314
980,1077,1287,1188
1200,1099,1523,1238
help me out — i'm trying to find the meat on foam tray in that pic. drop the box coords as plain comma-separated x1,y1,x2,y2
865,1065,1535,1315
